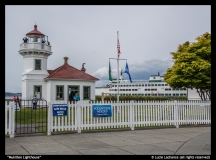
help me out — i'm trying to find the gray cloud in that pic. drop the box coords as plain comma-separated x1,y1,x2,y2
5,5,210,92
93,58,173,87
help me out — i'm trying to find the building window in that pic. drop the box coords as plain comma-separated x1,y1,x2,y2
155,84,157,86
158,84,161,86
83,86,90,100
56,86,64,100
35,59,41,70
34,86,42,99
162,84,164,86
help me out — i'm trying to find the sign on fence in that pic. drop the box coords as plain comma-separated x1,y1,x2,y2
92,104,112,117
52,104,68,116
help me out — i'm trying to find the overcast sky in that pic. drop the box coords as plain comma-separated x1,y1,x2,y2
5,5,211,93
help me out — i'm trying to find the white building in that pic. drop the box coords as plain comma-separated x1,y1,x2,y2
19,24,99,102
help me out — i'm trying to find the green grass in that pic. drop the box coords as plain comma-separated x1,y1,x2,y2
14,108,47,124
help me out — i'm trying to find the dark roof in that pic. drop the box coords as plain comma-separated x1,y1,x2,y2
46,62,99,81
26,24,45,36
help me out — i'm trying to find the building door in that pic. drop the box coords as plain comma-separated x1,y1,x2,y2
34,86,42,99
68,86,79,101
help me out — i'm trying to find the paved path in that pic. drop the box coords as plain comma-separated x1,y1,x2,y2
5,126,211,155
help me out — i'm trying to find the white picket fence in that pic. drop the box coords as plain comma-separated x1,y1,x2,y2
5,100,211,138
5,101,15,138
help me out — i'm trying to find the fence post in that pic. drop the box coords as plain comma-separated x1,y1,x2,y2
9,102,15,138
174,100,179,128
5,101,8,135
130,100,134,130
47,102,52,136
76,102,81,133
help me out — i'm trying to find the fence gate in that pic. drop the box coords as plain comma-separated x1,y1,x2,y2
15,99,48,136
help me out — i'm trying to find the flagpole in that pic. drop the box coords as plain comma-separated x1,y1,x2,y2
117,31,120,107
117,56,119,105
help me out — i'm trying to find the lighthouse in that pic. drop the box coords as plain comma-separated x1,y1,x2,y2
18,24,52,99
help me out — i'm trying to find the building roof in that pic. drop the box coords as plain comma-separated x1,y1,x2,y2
26,24,45,36
45,57,99,81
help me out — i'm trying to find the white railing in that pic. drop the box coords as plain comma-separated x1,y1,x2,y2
20,42,51,52
47,100,211,135
5,100,211,138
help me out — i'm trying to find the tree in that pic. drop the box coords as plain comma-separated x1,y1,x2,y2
164,32,211,101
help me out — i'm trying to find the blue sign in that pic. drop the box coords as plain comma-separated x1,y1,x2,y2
92,104,112,117
52,104,68,116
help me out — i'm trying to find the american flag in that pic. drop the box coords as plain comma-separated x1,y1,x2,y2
117,31,121,58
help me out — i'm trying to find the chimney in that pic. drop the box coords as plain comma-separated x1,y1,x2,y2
64,57,68,64
81,63,86,72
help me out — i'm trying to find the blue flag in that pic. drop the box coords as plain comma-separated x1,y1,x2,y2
124,62,132,83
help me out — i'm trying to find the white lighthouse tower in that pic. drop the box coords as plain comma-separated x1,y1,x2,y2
18,24,52,99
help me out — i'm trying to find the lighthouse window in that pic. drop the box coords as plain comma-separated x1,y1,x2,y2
35,59,41,70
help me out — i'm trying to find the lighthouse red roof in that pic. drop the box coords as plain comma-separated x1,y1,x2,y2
26,24,45,36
